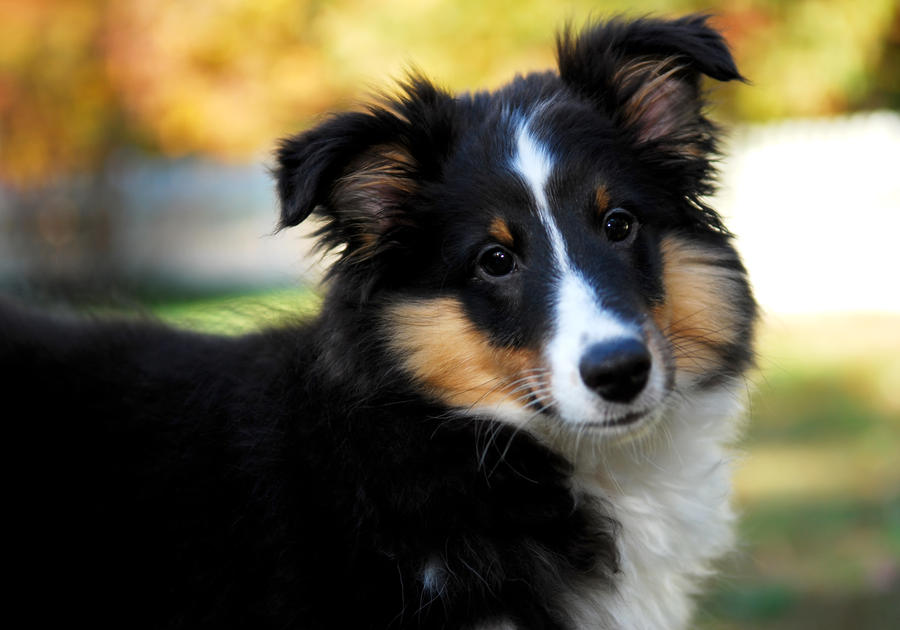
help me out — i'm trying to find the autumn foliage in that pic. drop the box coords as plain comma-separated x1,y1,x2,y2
1,0,898,186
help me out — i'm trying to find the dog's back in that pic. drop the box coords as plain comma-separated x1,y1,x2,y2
3,304,302,625
4,303,608,628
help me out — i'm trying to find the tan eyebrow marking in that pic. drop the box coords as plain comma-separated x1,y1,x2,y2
488,217,515,247
596,186,611,215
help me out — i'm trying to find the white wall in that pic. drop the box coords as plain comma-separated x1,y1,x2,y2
717,111,900,315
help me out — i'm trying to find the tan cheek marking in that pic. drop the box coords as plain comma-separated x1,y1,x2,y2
488,217,515,248
654,235,744,375
385,298,541,412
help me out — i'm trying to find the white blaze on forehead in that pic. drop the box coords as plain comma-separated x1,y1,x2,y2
511,122,640,424
513,125,566,268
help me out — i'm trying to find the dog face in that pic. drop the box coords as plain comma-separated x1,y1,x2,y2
276,16,756,443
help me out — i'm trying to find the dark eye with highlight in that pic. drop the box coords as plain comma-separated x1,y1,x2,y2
477,245,516,278
603,208,637,243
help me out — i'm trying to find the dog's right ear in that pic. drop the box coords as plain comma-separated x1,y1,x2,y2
275,77,455,266
557,15,743,153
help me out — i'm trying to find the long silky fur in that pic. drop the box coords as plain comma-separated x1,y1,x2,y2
1,15,754,630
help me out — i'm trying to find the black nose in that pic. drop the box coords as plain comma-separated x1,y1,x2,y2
579,339,651,403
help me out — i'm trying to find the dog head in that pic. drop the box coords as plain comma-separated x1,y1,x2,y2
275,16,756,445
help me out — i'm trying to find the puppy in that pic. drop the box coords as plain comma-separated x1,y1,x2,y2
2,15,755,630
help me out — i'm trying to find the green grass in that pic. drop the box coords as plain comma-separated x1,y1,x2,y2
148,294,900,629
697,314,900,629
145,287,322,335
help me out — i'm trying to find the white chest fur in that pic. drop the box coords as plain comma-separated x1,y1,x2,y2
565,387,746,630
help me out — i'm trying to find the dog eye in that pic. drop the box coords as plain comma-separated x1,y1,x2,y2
477,245,516,277
603,208,636,243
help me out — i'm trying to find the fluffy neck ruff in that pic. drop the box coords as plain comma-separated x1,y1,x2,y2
559,385,746,630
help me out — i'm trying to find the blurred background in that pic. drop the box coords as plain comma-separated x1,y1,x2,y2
1,1,898,627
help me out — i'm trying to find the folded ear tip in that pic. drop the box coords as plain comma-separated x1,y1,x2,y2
705,58,745,84
276,202,314,231
273,156,317,230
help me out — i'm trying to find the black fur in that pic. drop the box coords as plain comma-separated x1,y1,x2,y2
4,304,616,629
3,16,750,629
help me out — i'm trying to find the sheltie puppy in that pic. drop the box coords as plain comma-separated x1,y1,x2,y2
2,15,756,630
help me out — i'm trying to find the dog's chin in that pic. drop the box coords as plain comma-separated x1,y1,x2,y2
465,387,673,450
573,406,668,443
573,403,665,435
547,377,675,443
515,398,671,457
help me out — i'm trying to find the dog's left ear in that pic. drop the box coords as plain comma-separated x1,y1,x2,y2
274,77,455,268
557,15,743,153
